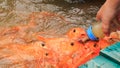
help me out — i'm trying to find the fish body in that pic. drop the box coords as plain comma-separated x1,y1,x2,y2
0,12,119,68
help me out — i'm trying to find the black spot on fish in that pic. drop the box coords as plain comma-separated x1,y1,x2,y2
45,53,48,56
41,43,45,47
93,43,97,47
73,29,76,33
70,42,74,46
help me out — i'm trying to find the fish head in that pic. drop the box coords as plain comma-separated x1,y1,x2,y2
67,28,87,40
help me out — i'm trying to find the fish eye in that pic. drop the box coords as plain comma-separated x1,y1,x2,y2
73,29,76,33
41,43,45,47
70,42,74,46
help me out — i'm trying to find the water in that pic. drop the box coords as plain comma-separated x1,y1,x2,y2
0,0,105,35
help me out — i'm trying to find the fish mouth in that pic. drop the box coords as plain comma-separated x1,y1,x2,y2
77,37,90,44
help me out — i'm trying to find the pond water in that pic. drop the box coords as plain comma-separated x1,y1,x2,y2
0,0,105,28
0,0,105,37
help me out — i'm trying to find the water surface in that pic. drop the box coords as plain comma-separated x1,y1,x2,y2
0,0,105,34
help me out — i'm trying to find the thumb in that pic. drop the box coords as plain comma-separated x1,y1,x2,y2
96,12,102,21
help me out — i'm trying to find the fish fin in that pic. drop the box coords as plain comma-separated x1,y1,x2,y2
37,35,46,42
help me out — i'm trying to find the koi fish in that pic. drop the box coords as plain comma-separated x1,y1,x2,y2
66,27,87,41
0,12,119,68
0,26,110,68
37,26,113,68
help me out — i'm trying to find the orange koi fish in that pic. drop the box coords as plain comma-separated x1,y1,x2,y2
66,27,87,41
37,27,111,68
0,12,119,68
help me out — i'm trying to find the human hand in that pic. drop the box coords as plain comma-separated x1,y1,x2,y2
96,0,120,36
117,11,120,22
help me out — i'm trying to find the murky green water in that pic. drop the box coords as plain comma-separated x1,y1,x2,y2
0,0,105,33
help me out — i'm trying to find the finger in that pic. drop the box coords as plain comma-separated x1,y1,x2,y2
102,23,110,36
101,19,110,36
117,12,120,22
96,11,102,21
96,5,104,21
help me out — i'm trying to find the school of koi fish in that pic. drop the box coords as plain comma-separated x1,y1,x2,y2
0,12,120,68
